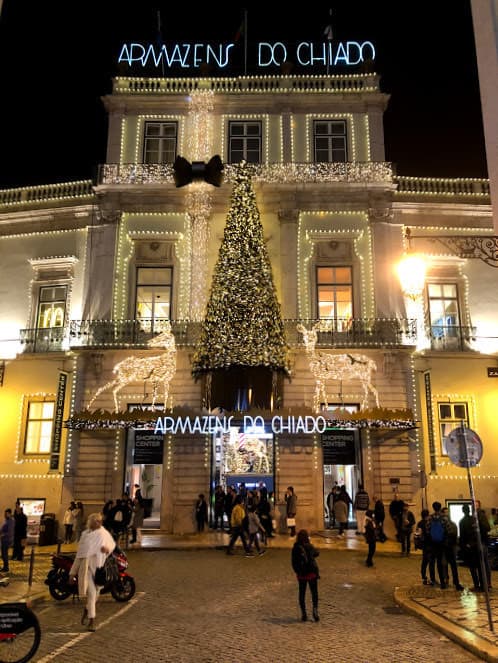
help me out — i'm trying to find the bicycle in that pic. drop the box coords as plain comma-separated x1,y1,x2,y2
0,602,41,663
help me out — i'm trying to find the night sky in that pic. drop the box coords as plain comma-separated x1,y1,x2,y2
0,1,487,188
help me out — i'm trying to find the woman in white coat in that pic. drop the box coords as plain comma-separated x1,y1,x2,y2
71,512,115,631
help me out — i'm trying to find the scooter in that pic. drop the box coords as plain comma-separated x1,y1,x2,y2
44,546,136,602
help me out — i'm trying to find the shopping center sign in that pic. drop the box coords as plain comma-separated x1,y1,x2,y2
117,41,375,70
153,414,328,435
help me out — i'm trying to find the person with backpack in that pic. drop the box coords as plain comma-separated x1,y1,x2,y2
441,507,464,590
291,529,320,622
425,501,450,588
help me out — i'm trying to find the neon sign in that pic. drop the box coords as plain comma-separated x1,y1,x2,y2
153,414,328,435
117,41,375,70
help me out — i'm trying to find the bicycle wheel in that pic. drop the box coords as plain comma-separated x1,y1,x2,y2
0,605,41,663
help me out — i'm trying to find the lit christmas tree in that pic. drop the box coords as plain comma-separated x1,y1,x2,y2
192,162,289,409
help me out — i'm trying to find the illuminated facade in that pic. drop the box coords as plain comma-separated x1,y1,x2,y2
0,72,496,534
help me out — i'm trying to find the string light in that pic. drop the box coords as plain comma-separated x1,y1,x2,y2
88,323,176,412
0,180,93,206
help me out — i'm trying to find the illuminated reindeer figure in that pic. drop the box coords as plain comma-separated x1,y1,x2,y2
296,322,379,412
88,323,177,412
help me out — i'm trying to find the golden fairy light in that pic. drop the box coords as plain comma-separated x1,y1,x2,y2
87,323,176,412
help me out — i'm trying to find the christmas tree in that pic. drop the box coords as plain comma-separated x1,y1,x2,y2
192,163,289,401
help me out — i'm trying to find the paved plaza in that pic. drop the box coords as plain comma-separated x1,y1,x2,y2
1,537,487,662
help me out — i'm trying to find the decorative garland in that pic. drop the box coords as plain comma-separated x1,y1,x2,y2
65,406,416,431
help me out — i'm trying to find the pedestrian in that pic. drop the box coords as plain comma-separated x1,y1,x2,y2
459,504,485,591
285,486,297,536
195,494,208,533
224,486,235,532
12,502,28,561
226,496,251,555
389,492,404,542
364,509,377,567
354,484,370,535
291,529,320,622
441,507,464,590
256,494,273,541
334,496,348,536
415,509,432,585
247,505,266,555
134,484,144,505
425,501,449,588
130,497,144,545
373,495,386,542
213,485,225,530
74,512,115,632
0,509,15,572
399,502,416,555
73,502,85,543
63,501,77,543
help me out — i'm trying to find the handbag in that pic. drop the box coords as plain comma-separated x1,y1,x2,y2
286,517,296,527
94,554,118,586
94,565,107,586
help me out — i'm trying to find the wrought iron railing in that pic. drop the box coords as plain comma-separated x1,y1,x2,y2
20,320,483,354
286,318,417,347
19,327,66,352
429,325,477,351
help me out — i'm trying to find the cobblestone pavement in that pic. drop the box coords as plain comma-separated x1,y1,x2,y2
24,548,480,663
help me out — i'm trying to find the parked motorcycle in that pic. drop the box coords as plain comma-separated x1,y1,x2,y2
44,546,136,602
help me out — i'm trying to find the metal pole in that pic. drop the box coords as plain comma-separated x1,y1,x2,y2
459,425,494,632
28,546,35,589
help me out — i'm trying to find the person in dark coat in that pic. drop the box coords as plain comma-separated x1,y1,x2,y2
285,486,298,537
213,485,225,530
373,495,386,542
364,510,377,567
399,502,416,555
291,529,320,622
12,503,28,561
389,492,404,542
195,494,208,533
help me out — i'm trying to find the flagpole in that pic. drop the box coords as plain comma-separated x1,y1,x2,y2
157,10,165,77
243,9,248,76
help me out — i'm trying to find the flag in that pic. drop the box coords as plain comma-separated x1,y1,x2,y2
324,8,333,41
234,18,245,43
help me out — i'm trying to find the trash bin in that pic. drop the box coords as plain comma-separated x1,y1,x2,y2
39,513,57,546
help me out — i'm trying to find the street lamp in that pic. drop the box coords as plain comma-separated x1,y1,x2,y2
397,229,428,350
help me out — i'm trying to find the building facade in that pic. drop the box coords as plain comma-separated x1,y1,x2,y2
0,71,497,534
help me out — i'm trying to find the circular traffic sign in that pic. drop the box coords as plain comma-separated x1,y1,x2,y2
446,426,483,468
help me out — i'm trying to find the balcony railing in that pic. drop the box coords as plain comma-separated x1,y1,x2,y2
19,327,66,353
19,321,483,354
429,326,476,351
285,318,417,347
394,175,490,198
98,162,393,186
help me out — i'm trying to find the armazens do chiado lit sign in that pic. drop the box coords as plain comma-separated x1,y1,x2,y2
153,414,327,435
118,41,375,70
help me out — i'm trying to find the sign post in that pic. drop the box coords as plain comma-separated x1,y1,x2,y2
447,424,493,632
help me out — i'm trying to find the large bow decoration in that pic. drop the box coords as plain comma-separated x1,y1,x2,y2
173,155,224,188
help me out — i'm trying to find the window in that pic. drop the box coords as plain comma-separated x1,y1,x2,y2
143,122,177,164
438,402,469,456
37,285,67,328
317,266,353,329
428,283,460,338
135,267,172,329
313,120,347,162
228,121,262,163
24,400,54,454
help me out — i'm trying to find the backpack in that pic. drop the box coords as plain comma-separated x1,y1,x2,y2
430,516,445,543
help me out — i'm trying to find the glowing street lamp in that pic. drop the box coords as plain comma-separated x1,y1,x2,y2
396,253,426,300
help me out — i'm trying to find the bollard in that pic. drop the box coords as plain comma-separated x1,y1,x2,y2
28,546,35,589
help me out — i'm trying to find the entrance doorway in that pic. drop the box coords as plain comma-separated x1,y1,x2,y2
211,421,274,527
321,427,360,529
125,428,163,529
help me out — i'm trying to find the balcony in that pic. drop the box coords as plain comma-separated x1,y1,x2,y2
429,325,477,352
19,327,66,353
285,318,417,348
19,320,485,354
97,162,393,186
